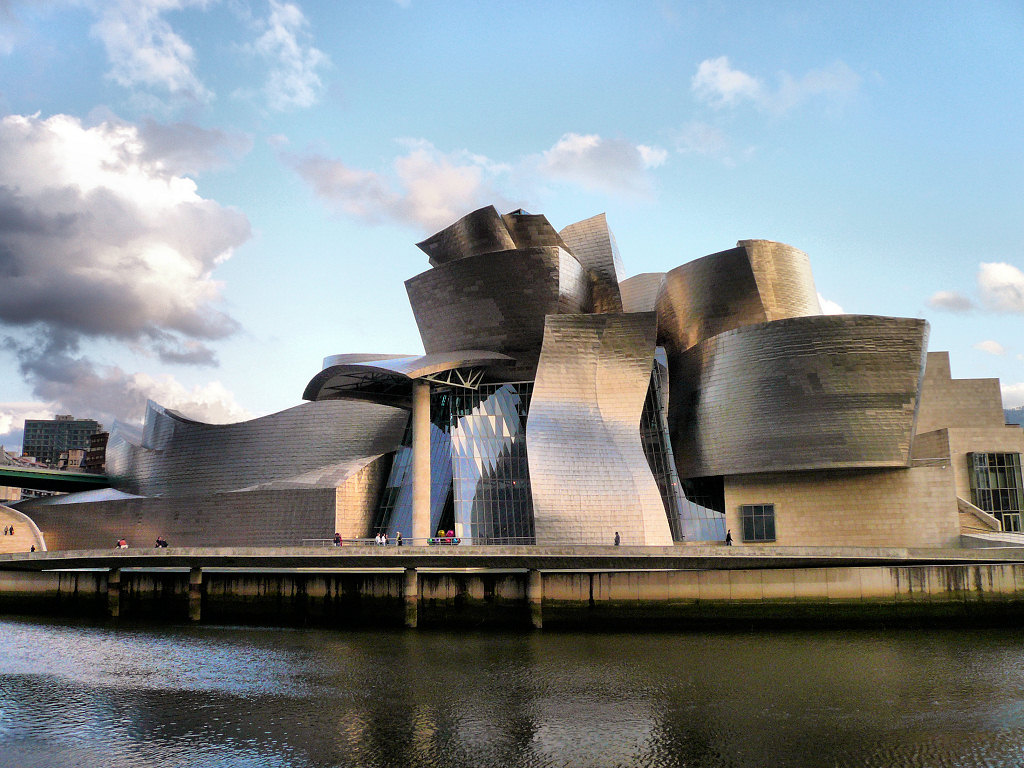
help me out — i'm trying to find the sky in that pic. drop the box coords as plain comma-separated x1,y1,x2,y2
0,0,1022,451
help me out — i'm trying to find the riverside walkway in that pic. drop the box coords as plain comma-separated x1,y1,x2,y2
6,543,1024,629
2,542,1024,572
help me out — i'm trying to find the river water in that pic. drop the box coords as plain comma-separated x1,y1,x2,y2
2,616,1024,768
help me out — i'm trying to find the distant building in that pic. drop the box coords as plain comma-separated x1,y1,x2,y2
22,415,102,467
57,448,86,471
82,432,109,474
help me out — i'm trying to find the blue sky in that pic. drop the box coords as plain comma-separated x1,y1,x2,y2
1,0,1022,450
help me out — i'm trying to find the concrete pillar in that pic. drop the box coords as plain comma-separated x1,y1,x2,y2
404,567,419,629
188,567,203,622
411,379,431,544
527,569,543,630
107,568,121,618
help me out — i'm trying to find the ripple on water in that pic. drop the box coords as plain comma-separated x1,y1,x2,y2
3,619,1024,768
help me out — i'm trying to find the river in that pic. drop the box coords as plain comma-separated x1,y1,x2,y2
1,616,1023,767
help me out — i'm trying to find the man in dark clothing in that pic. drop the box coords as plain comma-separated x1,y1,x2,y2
614,531,620,546
725,529,733,546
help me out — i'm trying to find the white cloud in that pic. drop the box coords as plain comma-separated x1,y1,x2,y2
974,340,1006,355
692,56,762,107
539,133,667,195
926,290,974,312
89,0,213,101
287,140,514,231
0,113,249,355
251,0,328,110
817,293,844,315
0,402,57,448
288,132,665,229
1002,383,1024,410
692,57,860,114
1,364,250,438
978,262,1024,313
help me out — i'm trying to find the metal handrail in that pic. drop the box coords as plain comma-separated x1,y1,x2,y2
300,536,537,547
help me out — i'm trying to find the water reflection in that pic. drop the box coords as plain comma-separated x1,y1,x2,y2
2,618,1024,767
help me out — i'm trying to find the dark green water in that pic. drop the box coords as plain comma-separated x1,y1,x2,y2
2,616,1024,768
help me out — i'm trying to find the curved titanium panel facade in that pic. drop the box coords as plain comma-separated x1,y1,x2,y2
501,211,569,250
739,239,821,320
558,213,624,313
669,315,929,478
527,313,674,546
405,247,591,379
107,399,408,497
415,205,515,266
620,272,665,313
657,246,768,353
657,240,821,354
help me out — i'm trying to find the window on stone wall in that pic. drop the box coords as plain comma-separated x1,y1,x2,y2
740,503,776,542
969,452,1024,532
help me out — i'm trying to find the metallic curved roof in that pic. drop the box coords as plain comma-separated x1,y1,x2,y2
303,349,515,401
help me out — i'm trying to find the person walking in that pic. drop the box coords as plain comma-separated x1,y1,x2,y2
396,531,402,547
725,529,733,546
614,531,620,546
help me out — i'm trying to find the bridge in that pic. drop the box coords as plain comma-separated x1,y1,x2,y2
0,465,110,493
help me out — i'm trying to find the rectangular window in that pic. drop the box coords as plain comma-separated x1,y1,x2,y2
969,453,1024,531
740,503,776,542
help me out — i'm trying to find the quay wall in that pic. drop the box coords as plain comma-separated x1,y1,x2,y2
4,564,1024,628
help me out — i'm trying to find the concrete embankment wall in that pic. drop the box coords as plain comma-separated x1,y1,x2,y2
4,564,1024,628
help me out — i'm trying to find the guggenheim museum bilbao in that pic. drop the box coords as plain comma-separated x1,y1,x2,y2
17,206,1024,551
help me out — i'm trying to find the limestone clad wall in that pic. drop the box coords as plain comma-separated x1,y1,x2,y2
723,466,960,548
916,351,1005,433
946,426,1024,502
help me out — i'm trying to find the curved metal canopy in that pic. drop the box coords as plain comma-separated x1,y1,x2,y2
302,350,515,401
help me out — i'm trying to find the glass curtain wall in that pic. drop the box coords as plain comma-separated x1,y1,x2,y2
640,354,726,542
447,383,534,544
375,382,535,544
969,452,1024,532
373,417,452,540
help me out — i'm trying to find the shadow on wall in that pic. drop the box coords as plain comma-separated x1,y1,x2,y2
0,505,46,552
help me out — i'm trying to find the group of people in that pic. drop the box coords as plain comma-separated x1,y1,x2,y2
154,536,168,548
373,532,403,546
2,525,14,536
115,538,128,549
431,529,460,545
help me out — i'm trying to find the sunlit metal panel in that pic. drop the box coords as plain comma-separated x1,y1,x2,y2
558,213,625,313
415,205,515,266
405,247,591,380
527,313,674,545
620,272,665,314
106,399,407,498
669,315,929,477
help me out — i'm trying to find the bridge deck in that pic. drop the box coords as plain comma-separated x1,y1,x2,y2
0,465,110,493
